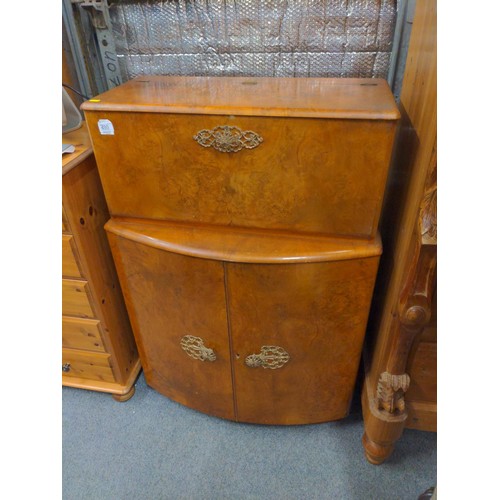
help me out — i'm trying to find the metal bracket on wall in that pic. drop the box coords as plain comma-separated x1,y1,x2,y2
387,0,416,100
76,0,123,90
62,0,94,99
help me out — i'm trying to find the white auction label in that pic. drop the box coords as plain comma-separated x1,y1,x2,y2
97,119,115,135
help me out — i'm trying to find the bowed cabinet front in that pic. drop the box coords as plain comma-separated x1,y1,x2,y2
106,218,381,425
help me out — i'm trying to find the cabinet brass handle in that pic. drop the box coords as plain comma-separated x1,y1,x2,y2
62,363,71,373
193,125,263,153
180,335,216,362
245,346,290,369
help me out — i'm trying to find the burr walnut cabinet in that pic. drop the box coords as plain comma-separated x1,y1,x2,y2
62,125,140,401
82,76,399,423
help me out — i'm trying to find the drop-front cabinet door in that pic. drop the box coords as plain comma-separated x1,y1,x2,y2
107,233,235,420
227,259,380,425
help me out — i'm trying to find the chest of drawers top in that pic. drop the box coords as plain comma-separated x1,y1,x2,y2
83,76,399,239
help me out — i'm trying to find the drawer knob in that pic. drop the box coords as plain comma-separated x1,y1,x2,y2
245,346,290,369
62,363,71,373
180,335,216,362
193,125,263,153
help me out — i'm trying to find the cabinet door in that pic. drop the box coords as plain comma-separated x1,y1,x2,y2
108,233,235,420
227,258,379,425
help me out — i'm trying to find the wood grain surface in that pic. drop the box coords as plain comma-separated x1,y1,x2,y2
81,76,400,120
86,111,396,238
105,217,382,264
108,231,236,420
63,152,139,385
107,222,380,424
62,317,106,353
228,257,380,424
62,348,114,383
62,279,95,319
361,0,437,463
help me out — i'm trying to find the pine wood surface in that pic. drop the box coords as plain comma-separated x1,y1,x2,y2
62,125,93,175
81,76,400,120
62,125,140,395
62,358,141,396
63,153,139,385
62,317,106,353
62,279,95,319
62,234,83,278
62,348,114,383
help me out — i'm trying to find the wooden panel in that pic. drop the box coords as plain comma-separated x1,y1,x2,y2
405,401,437,432
62,316,106,352
86,111,396,238
62,206,70,233
62,348,114,383
107,232,235,420
227,257,379,424
81,76,400,120
406,341,437,403
62,234,82,278
62,279,95,319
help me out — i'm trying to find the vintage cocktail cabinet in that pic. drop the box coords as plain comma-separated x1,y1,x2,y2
82,76,399,424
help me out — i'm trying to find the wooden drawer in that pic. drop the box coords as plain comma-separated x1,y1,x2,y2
62,279,95,318
62,348,115,383
86,112,396,239
62,234,82,278
62,316,106,352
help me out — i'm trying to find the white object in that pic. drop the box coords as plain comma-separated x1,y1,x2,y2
97,119,115,135
62,87,82,134
62,144,76,154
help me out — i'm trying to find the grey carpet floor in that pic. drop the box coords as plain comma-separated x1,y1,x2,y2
62,372,437,500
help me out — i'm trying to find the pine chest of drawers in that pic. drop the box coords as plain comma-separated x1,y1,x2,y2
82,76,399,423
62,126,140,401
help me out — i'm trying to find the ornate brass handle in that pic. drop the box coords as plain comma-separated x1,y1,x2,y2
193,125,263,153
245,346,290,369
180,335,216,362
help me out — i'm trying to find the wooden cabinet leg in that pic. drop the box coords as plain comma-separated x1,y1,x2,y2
362,432,394,465
112,385,135,402
361,376,407,464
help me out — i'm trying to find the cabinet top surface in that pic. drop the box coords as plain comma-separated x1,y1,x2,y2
81,76,400,120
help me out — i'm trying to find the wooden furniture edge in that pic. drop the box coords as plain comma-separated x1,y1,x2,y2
81,76,400,120
104,218,383,264
62,358,141,397
62,123,93,176
405,400,437,431
82,105,400,121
